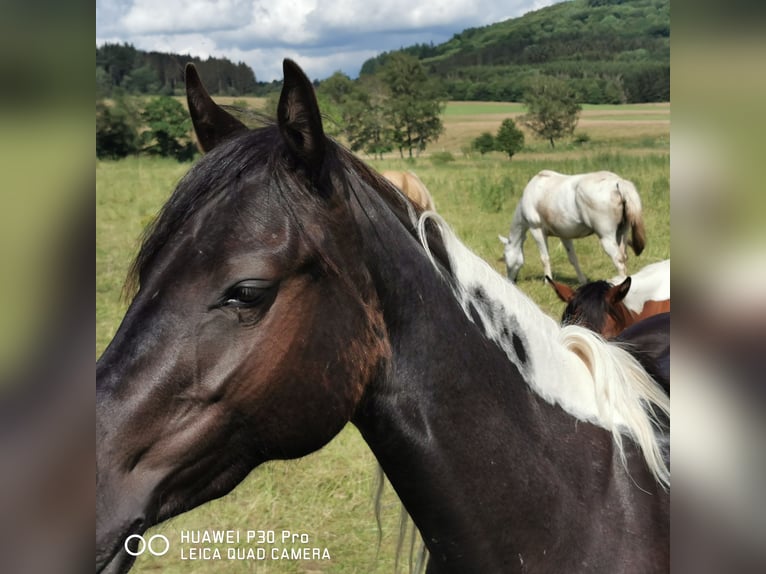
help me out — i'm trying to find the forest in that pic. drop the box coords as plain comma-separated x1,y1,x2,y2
361,0,669,103
96,43,259,97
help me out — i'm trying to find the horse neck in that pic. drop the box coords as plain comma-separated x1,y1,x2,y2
351,265,570,569
608,301,640,335
507,203,527,246
348,202,666,569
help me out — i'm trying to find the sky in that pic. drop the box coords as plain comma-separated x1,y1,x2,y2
96,0,559,82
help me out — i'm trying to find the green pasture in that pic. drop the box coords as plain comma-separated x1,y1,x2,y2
444,102,526,116
96,111,669,572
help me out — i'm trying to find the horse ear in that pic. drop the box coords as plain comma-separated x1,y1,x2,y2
185,64,248,152
278,59,325,172
548,278,575,302
608,277,632,304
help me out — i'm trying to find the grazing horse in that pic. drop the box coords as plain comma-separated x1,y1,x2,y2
96,59,669,574
499,170,646,283
381,170,435,211
549,259,670,338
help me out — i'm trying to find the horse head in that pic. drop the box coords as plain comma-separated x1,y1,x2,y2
498,234,524,282
96,60,391,574
552,277,633,338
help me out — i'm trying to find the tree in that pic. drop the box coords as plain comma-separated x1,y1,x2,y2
472,132,495,155
141,96,196,161
316,72,358,139
123,64,159,94
344,75,393,159
378,53,445,158
96,99,139,159
494,119,525,159
521,76,581,148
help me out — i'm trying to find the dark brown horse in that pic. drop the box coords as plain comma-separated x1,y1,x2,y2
613,312,670,395
549,276,671,339
96,60,669,574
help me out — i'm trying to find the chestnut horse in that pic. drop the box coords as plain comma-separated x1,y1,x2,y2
549,259,670,338
96,60,669,574
381,170,435,211
499,170,646,283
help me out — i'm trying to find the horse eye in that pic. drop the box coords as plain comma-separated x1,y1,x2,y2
223,280,275,307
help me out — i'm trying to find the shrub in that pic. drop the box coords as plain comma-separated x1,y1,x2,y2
573,132,591,145
141,96,197,161
472,132,495,155
96,99,139,159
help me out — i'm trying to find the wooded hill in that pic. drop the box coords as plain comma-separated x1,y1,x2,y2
360,0,669,103
96,43,258,96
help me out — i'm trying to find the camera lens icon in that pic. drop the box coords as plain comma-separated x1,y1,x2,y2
124,534,170,557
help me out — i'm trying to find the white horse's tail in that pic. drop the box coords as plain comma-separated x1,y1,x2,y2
618,180,646,256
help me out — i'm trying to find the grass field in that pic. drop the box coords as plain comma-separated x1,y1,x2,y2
96,103,669,573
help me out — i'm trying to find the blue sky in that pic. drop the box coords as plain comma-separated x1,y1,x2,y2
96,0,559,82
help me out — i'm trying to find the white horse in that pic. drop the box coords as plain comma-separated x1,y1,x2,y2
499,170,646,283
611,258,670,314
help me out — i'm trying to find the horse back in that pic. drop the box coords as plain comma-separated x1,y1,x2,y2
523,171,617,237
614,260,670,313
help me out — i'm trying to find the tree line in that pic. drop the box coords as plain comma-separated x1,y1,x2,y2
97,51,588,163
97,43,258,97
97,53,449,162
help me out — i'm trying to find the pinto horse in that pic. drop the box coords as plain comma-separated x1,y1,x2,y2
549,259,670,338
96,60,669,574
381,170,435,211
499,170,647,283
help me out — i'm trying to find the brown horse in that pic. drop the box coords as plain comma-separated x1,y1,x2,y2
549,276,671,338
96,59,668,574
381,170,435,211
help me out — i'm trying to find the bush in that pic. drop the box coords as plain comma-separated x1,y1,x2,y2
573,132,591,145
141,96,197,161
472,132,495,155
96,99,139,159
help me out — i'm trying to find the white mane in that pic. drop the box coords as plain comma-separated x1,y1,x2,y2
418,212,669,486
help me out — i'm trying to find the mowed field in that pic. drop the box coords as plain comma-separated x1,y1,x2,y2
96,101,669,573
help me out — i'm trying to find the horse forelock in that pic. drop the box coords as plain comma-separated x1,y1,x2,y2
418,213,670,486
562,281,611,330
564,281,634,337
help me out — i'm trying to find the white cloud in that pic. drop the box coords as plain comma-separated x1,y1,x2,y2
119,0,250,35
97,0,560,81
